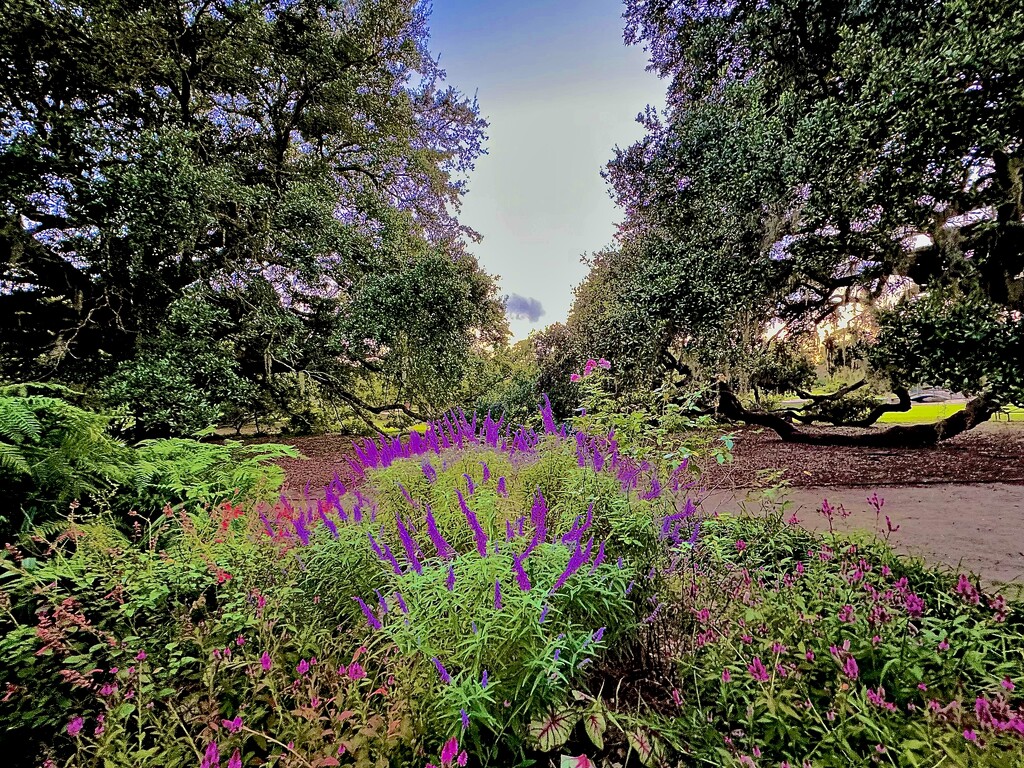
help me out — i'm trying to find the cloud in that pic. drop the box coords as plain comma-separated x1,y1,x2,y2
505,293,545,322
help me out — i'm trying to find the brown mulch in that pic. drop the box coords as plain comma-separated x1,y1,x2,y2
702,421,1024,489
263,421,1024,496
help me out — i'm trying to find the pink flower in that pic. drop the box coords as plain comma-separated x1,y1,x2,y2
772,642,787,655
838,604,855,623
99,683,117,697
296,659,310,676
905,593,925,617
722,668,732,682
1002,678,1015,691
570,373,581,382
66,717,84,737
222,716,243,734
805,650,815,662
260,651,271,672
597,358,611,370
747,657,770,682
457,751,468,767
348,662,366,680
235,636,245,646
938,640,949,652
842,656,859,680
735,539,747,552
787,513,800,526
964,729,978,742
134,650,147,661
227,749,242,768
918,683,927,691
440,738,459,765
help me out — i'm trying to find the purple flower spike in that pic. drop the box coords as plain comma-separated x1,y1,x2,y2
432,657,452,684
494,579,503,610
395,514,423,574
481,462,491,481
589,541,607,574
457,489,489,557
353,597,382,630
481,669,489,688
446,564,456,591
592,627,606,642
461,708,470,729
512,553,532,591
496,477,507,496
395,591,408,614
424,504,455,559
551,537,594,593
368,532,402,575
539,604,550,623
463,473,476,495
422,462,437,483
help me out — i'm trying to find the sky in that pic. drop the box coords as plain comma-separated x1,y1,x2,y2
428,0,666,339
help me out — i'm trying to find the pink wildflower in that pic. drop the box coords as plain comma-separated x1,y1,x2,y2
735,539,747,552
348,662,366,680
228,749,242,768
843,656,859,680
722,668,731,682
440,737,459,765
66,717,84,737
1002,678,1015,691
260,651,271,672
222,716,242,734
747,657,770,682
905,593,925,617
964,729,978,742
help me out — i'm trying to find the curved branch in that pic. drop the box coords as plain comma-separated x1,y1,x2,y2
716,382,998,447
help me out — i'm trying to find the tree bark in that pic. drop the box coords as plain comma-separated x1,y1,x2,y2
716,382,998,447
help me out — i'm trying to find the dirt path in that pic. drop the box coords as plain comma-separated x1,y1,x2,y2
700,484,1024,587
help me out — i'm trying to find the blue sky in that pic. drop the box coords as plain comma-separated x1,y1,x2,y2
428,0,665,339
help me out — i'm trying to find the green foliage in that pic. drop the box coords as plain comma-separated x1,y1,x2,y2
592,0,1024,408
656,508,1024,766
874,291,1024,405
0,0,505,430
0,387,296,539
0,385,130,538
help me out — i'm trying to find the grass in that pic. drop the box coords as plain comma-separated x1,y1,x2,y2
878,403,1024,424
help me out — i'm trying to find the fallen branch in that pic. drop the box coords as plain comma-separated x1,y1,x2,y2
716,382,997,447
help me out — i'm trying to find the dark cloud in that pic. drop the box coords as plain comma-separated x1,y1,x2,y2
505,293,545,323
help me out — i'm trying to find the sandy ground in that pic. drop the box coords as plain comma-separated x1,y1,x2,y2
700,484,1024,587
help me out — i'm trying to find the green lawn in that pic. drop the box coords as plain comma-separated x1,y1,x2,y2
878,403,1024,423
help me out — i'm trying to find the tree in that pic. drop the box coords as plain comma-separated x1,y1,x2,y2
1,0,505,435
577,0,1024,445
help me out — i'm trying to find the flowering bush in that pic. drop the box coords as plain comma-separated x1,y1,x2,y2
2,395,1023,768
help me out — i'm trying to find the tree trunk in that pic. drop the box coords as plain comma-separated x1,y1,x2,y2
716,382,998,447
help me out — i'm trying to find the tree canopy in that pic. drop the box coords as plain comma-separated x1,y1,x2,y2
1,0,506,435
568,0,1024,443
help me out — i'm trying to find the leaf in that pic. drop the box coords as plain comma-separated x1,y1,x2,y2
583,708,606,750
529,707,579,752
560,756,596,768
627,729,661,767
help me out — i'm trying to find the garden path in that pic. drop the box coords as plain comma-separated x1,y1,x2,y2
701,483,1024,587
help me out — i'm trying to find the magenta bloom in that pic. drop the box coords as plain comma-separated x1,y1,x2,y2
260,651,271,671
905,593,925,617
200,741,220,768
735,539,747,552
222,716,243,733
838,604,856,623
722,668,731,682
747,657,770,682
297,659,310,676
550,537,594,593
134,650,147,661
570,373,581,382
228,749,242,768
843,656,860,680
964,729,978,742
440,737,459,764
348,662,366,680
494,579,503,610
66,717,84,737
